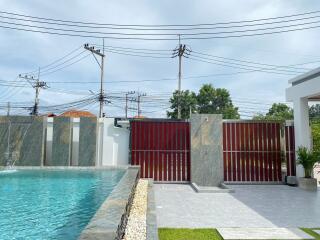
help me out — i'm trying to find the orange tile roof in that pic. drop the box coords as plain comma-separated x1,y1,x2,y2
60,110,95,118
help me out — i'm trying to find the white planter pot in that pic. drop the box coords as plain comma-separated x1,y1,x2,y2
298,177,318,191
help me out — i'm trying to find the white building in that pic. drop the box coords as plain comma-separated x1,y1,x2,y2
286,67,320,177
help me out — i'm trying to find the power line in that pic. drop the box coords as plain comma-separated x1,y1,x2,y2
2,16,320,36
188,56,297,75
3,13,320,31
21,45,84,75
1,21,320,40
1,9,320,27
191,51,310,71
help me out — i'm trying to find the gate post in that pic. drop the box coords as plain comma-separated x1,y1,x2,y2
190,114,231,192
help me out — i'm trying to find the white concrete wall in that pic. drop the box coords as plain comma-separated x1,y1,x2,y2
286,77,318,177
71,118,80,166
99,118,130,166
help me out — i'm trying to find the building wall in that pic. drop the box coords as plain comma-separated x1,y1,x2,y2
100,118,130,166
0,116,129,167
0,116,45,166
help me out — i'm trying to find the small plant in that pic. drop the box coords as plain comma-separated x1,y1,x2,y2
296,146,320,178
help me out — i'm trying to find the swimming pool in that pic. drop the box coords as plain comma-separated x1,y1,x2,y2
0,169,125,240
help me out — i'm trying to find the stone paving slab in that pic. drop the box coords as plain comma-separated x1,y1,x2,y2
155,184,320,228
217,228,314,240
313,229,320,235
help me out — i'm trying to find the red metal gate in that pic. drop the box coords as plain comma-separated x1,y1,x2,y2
285,123,296,176
223,121,283,182
130,120,190,182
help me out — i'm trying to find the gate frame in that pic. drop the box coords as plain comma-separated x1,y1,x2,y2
222,119,287,184
129,118,191,183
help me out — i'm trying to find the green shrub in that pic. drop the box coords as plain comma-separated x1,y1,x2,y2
296,146,320,178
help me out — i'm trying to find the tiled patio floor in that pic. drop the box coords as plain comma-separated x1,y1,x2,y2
154,184,320,228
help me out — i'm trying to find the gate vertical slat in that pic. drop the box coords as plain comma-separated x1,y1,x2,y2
145,123,149,178
267,123,273,181
230,123,235,181
167,122,172,181
161,123,168,181
158,123,163,181
258,123,263,181
244,123,250,181
181,124,186,181
276,123,282,181
285,125,296,177
235,123,240,181
223,123,227,181
240,123,245,181
137,122,142,177
150,122,154,179
272,123,277,181
226,123,231,181
172,123,177,181
262,123,268,181
186,123,191,181
291,126,296,176
252,123,260,181
249,122,255,181
271,124,275,181
177,125,182,181
131,121,136,165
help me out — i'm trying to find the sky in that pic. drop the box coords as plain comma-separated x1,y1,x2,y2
0,0,320,118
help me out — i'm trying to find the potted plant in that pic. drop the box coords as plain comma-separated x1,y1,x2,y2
296,146,319,191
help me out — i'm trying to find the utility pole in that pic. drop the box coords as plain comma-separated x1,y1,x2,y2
19,68,48,116
7,102,10,116
172,35,191,119
125,91,135,118
137,92,146,117
84,42,105,118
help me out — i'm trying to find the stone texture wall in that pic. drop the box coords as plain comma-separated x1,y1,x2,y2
0,116,45,166
50,117,72,166
190,114,223,187
78,117,97,166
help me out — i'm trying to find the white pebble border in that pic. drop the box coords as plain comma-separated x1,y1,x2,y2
123,179,148,240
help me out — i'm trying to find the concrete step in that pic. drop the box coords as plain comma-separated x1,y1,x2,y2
217,228,314,240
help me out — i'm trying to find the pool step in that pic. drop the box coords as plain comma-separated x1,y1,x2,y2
217,227,314,240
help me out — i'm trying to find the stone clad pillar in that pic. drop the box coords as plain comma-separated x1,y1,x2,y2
190,114,224,188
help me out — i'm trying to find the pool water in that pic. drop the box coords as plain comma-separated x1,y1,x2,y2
0,169,125,240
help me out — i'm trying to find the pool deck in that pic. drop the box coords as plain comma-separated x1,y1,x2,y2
154,184,320,228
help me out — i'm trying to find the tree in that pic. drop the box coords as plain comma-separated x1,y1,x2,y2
253,103,293,121
197,84,239,119
167,90,197,119
309,104,320,118
252,103,320,151
167,84,239,119
310,104,320,151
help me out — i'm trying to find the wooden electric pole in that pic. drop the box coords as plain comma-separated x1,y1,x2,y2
137,92,146,117
125,91,135,118
19,68,48,116
84,42,105,118
172,35,191,119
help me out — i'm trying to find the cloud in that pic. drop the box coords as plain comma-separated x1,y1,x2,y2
0,0,319,118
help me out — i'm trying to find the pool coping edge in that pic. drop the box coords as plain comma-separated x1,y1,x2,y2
79,166,139,240
146,179,159,240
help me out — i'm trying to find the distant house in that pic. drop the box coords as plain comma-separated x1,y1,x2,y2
60,110,95,118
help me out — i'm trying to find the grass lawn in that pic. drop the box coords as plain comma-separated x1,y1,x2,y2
158,228,223,240
301,228,320,240
158,228,320,240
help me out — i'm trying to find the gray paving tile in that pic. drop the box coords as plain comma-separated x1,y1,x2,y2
154,184,320,228
217,228,314,240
